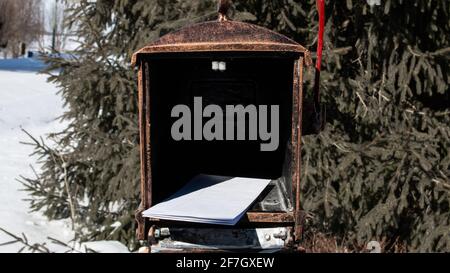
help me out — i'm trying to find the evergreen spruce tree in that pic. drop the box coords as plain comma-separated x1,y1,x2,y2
22,0,449,251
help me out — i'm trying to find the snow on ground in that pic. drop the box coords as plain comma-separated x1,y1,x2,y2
81,241,131,253
0,57,129,253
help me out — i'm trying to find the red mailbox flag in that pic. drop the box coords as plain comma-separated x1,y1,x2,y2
316,0,325,73
313,0,325,130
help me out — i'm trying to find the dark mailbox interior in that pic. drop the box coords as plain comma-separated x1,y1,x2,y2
146,52,297,213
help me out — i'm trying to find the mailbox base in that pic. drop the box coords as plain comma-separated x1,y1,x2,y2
148,227,294,253
142,211,306,253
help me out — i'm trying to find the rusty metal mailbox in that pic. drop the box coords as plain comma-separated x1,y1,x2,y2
132,5,315,252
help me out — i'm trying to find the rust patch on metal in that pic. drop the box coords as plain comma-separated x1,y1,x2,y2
144,61,152,210
136,63,146,241
132,21,311,66
292,58,304,242
136,61,154,241
245,212,295,223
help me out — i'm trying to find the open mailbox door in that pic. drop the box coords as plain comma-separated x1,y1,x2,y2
132,2,316,253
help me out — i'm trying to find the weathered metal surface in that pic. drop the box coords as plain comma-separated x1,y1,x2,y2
132,20,312,66
292,58,304,241
136,62,153,241
245,213,294,223
136,62,146,241
150,227,293,252
144,61,152,211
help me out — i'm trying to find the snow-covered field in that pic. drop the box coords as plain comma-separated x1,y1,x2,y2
0,58,129,253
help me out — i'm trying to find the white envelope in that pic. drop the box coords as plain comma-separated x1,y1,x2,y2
142,174,271,225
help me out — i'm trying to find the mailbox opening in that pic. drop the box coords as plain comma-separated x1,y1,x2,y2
146,52,296,209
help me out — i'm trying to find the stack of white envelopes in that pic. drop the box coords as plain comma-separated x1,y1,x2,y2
142,174,271,225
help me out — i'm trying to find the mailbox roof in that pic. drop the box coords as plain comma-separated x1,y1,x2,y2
132,20,312,65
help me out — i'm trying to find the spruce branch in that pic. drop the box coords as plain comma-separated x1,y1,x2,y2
19,128,78,230
0,227,96,253
407,45,450,58
0,227,51,253
59,154,77,230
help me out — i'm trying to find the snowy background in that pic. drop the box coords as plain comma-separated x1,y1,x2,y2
0,0,129,253
0,58,73,252
0,56,129,253
0,52,127,252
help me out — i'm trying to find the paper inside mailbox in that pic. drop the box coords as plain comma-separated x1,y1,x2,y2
142,175,271,225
